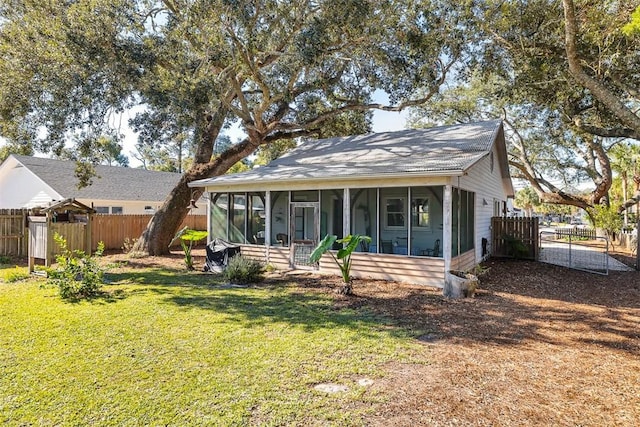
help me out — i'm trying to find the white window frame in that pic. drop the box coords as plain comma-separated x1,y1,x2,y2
411,195,431,231
383,196,406,230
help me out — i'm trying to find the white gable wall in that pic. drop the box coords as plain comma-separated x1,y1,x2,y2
456,143,511,264
0,158,61,208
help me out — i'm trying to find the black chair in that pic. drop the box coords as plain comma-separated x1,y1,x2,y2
381,240,393,254
276,233,288,246
422,239,440,257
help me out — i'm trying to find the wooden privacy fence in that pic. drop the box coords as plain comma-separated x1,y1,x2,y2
0,209,28,257
0,212,207,256
91,214,207,250
491,217,539,260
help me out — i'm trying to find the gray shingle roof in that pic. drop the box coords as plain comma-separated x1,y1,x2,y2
190,120,504,188
12,155,181,201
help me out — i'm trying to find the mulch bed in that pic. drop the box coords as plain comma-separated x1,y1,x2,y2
105,250,640,426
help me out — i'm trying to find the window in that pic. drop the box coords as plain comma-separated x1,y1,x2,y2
111,207,123,214
247,193,266,244
209,192,266,244
411,197,430,229
385,197,405,228
452,188,475,256
95,206,109,214
350,188,378,253
229,193,246,243
493,199,501,217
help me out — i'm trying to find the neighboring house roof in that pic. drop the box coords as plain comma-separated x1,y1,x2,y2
7,155,182,201
191,120,513,193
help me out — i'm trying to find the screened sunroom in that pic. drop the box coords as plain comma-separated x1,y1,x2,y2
190,121,513,287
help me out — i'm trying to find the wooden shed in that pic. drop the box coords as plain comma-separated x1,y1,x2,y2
28,198,95,272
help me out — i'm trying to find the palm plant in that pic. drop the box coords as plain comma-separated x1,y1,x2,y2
170,227,208,270
310,234,371,295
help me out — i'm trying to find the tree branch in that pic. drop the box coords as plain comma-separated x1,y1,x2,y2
562,0,640,134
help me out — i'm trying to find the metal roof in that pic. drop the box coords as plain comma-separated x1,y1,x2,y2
191,120,507,188
10,155,181,202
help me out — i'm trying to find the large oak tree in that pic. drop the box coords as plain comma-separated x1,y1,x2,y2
0,0,473,254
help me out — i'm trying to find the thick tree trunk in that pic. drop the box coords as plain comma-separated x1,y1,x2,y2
133,115,267,255
133,107,227,255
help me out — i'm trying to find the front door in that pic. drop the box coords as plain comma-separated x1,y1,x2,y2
289,202,319,268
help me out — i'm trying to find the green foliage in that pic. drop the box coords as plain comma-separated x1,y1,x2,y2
46,233,105,299
310,234,371,293
0,1,476,253
590,204,624,240
0,266,30,283
0,255,10,265
408,0,640,211
223,255,264,284
170,227,208,270
502,234,529,259
623,6,640,36
514,187,541,216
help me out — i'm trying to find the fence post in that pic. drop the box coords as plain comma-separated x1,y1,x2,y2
636,218,640,271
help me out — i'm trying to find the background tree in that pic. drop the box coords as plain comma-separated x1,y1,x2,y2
410,0,640,220
514,187,540,217
610,142,640,225
0,142,33,162
0,0,472,255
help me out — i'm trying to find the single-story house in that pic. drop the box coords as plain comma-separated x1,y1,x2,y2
189,120,514,287
0,154,205,214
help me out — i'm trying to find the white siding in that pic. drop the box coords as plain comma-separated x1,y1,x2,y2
0,159,60,208
457,145,511,265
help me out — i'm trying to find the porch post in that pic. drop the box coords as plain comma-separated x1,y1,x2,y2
343,188,350,237
265,191,271,263
443,184,452,274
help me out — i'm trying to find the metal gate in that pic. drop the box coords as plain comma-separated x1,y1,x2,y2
538,231,610,275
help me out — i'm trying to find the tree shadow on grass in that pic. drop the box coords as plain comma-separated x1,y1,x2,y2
105,268,227,288
103,268,407,338
333,268,640,357
101,260,640,356
162,286,407,338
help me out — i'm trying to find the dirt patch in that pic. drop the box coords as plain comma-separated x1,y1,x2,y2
104,252,640,426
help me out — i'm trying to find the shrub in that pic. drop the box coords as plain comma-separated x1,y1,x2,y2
224,255,264,284
0,255,11,265
46,233,106,299
502,234,529,259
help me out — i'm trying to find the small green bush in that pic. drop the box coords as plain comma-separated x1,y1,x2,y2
0,255,11,265
46,233,106,299
224,255,264,284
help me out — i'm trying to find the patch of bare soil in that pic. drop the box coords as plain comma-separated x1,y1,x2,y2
104,251,640,426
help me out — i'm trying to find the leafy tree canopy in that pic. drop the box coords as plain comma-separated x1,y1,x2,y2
409,0,640,214
0,0,473,254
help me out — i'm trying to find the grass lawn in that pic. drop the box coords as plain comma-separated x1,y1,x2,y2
0,262,421,426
